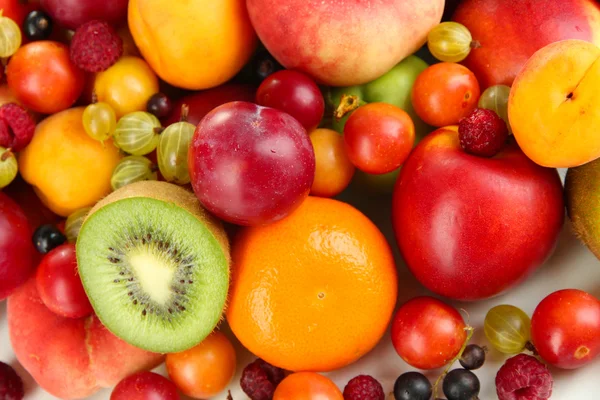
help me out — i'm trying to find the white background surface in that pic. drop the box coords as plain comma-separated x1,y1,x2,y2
2,169,600,399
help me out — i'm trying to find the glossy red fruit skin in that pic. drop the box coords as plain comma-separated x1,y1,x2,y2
452,0,600,89
111,371,180,400
164,84,256,127
188,101,315,226
40,0,128,30
392,127,564,301
343,103,415,174
4,176,61,229
256,70,324,132
411,63,480,127
0,0,38,30
36,243,93,319
7,41,85,115
0,191,37,300
391,296,466,370
531,289,600,369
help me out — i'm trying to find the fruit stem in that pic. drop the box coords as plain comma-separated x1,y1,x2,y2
179,104,189,123
154,127,164,134
433,325,475,398
0,149,12,161
333,94,362,121
459,308,471,323
470,40,481,49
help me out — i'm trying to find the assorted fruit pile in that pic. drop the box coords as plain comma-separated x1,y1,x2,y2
1,0,600,399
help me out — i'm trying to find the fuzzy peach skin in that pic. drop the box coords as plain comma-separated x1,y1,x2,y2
508,39,600,168
246,0,444,87
453,0,600,88
8,278,164,399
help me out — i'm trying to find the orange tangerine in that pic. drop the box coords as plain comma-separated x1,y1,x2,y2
226,196,398,371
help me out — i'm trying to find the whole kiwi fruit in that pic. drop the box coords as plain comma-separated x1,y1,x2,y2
566,159,600,259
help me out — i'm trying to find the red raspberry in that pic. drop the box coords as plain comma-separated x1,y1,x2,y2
496,354,553,400
458,108,508,157
70,20,123,72
0,361,24,400
255,358,285,386
241,359,287,400
343,375,384,400
0,103,36,152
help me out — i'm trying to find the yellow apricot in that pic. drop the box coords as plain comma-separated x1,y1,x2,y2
94,56,159,118
128,0,257,90
19,107,122,217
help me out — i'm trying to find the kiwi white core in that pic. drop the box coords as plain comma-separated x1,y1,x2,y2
128,249,175,305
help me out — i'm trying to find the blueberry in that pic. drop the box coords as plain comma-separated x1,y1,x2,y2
443,369,480,400
459,344,486,370
23,10,53,41
146,93,173,119
33,224,66,254
394,371,432,400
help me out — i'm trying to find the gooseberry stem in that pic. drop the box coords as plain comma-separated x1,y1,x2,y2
154,127,164,134
333,94,361,121
470,40,481,49
433,325,475,398
0,149,12,162
179,104,189,122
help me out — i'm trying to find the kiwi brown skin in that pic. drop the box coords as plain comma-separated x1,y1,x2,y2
87,180,230,263
565,160,600,260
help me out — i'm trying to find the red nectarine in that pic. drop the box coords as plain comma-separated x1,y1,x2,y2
453,0,600,88
392,127,564,300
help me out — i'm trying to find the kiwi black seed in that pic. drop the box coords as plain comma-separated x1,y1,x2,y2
76,181,230,354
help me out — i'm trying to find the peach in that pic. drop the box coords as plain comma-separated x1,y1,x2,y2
508,39,600,168
128,0,257,90
247,0,444,86
7,278,164,400
453,0,600,88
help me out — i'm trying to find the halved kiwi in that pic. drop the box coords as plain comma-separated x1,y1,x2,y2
76,181,230,353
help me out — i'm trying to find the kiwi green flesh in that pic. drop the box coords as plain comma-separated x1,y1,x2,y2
76,196,229,354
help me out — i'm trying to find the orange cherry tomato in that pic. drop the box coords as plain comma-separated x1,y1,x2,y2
274,372,343,400
411,62,480,127
309,128,355,197
343,103,415,174
165,331,236,399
